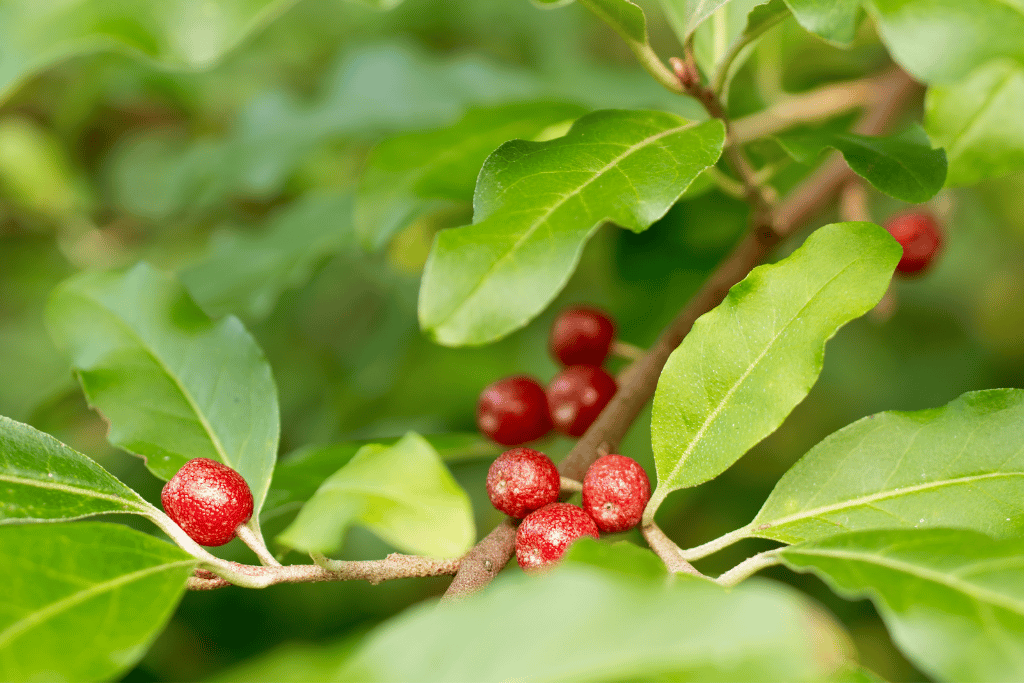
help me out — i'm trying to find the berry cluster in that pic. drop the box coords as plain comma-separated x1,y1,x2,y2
486,447,651,571
476,307,620,446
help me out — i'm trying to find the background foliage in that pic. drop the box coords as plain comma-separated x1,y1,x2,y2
1,0,1024,680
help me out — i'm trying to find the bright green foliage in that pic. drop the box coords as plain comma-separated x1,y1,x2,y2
782,528,1024,682
660,0,735,42
0,522,194,682
419,110,726,346
0,416,150,522
775,125,947,203
262,433,496,524
648,222,900,520
277,433,474,558
182,193,355,319
355,102,585,250
46,263,280,513
688,0,788,82
784,0,861,44
751,389,1024,543
0,0,302,102
562,538,668,579
578,0,649,45
338,563,855,681
926,60,1024,186
867,0,1024,83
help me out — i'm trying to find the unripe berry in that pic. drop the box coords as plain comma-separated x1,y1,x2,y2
547,365,617,437
477,375,552,446
582,454,651,533
161,458,254,547
515,502,599,571
550,306,615,367
486,447,560,518
883,211,943,275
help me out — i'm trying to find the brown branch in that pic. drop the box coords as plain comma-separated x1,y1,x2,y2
643,523,703,576
186,553,461,591
440,64,919,598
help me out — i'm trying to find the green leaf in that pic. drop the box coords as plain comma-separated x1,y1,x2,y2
925,59,1024,186
0,522,194,682
660,0,735,42
277,433,475,558
687,0,781,78
262,433,498,523
750,389,1024,544
577,0,649,46
0,0,301,103
783,0,861,45
182,194,355,319
866,0,1024,83
418,110,726,346
338,566,855,681
782,528,1024,682
562,538,668,580
46,263,279,514
0,415,151,523
648,222,901,519
775,125,948,203
355,102,585,251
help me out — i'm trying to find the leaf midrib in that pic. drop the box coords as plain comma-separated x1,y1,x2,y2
0,473,147,512
755,471,1024,536
0,559,195,649
788,546,1024,616
434,120,697,328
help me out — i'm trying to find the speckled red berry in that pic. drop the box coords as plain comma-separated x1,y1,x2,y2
486,448,560,518
582,454,651,533
477,375,552,446
550,306,616,367
516,502,599,571
547,365,617,437
883,211,943,275
161,458,253,547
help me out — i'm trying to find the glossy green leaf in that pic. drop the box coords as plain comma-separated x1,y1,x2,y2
782,528,1024,682
783,0,861,44
355,102,585,251
419,110,726,346
775,125,947,203
46,263,279,514
0,522,194,682
687,0,780,79
277,433,474,558
182,194,355,319
750,389,1024,544
925,60,1024,186
0,0,301,103
0,415,151,523
262,433,497,523
338,566,854,681
648,222,900,519
866,0,1024,83
578,0,649,46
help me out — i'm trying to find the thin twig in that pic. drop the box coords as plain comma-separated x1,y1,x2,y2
187,553,462,590
839,180,871,223
715,549,783,587
560,476,583,493
441,520,517,601
642,523,704,577
236,522,282,567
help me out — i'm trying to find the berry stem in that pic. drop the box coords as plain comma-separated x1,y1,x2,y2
559,476,583,493
642,523,704,577
714,549,783,587
236,521,282,567
610,340,646,362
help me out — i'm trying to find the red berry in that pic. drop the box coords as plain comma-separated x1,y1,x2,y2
515,502,599,571
883,211,944,275
486,448,560,518
161,458,254,547
550,306,616,366
477,375,552,446
547,365,617,437
582,454,651,533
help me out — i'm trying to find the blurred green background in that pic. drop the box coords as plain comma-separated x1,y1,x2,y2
1,0,1022,680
